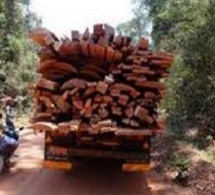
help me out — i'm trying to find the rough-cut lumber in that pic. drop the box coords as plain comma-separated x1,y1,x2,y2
51,95,71,113
71,30,80,41
103,95,113,104
30,24,174,144
109,83,136,92
85,86,96,96
111,106,122,116
29,28,58,46
118,95,129,106
98,107,109,119
28,122,58,132
38,61,78,75
137,38,149,50
136,81,165,90
61,78,86,91
96,81,108,94
124,107,134,118
73,100,83,110
36,78,60,91
130,119,140,127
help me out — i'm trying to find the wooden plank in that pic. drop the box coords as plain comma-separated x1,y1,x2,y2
79,69,102,80
73,100,83,110
122,118,130,125
69,87,79,95
61,78,86,91
118,95,129,106
111,106,122,116
80,41,90,57
113,35,123,48
31,112,54,122
137,38,149,50
85,86,96,96
93,24,105,36
36,78,60,91
113,51,123,62
103,95,113,104
134,106,148,118
30,28,57,46
132,68,155,75
144,92,156,99
92,103,99,110
105,47,115,62
96,81,108,94
130,90,141,99
51,95,71,113
130,119,140,127
38,61,78,75
82,28,90,40
115,129,153,136
94,44,106,60
98,107,109,119
28,122,58,132
84,98,92,109
110,89,121,97
94,94,103,103
97,36,109,47
71,30,80,41
38,96,55,109
124,107,134,118
136,81,165,90
104,24,115,41
82,65,104,75
109,83,137,92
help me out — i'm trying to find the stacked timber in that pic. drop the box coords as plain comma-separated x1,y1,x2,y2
29,24,174,135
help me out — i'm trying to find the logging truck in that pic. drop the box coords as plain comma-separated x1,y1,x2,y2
29,24,173,172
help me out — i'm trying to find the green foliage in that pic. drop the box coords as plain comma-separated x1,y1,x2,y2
116,1,150,42
170,154,191,172
170,154,190,186
132,0,215,138
0,0,40,111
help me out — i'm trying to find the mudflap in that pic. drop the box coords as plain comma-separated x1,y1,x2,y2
44,160,72,170
122,136,151,172
44,132,72,170
122,162,151,172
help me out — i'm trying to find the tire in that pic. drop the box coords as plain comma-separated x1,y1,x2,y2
0,155,4,174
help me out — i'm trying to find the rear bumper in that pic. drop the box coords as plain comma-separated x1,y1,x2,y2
45,145,150,162
44,130,152,172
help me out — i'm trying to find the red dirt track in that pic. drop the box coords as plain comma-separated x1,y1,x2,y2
0,130,152,195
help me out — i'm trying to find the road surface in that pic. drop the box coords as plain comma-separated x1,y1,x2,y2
0,130,152,195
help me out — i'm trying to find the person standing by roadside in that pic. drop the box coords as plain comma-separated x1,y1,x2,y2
3,96,15,131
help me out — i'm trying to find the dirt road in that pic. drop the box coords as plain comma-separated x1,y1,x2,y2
0,130,152,195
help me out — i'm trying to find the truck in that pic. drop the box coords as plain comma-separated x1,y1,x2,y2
29,25,173,173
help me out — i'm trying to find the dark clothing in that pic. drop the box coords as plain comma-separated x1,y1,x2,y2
0,134,18,155
5,105,15,131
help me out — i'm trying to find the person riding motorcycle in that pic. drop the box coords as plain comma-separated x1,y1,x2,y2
0,112,19,155
0,97,19,169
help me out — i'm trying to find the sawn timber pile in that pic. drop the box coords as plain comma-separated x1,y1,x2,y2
29,24,174,135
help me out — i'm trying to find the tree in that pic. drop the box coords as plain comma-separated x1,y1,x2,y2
0,0,41,112
129,0,215,138
116,1,150,42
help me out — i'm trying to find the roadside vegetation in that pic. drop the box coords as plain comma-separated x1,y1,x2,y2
0,0,40,113
117,0,215,193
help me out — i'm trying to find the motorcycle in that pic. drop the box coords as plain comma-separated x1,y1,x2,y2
0,127,24,174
